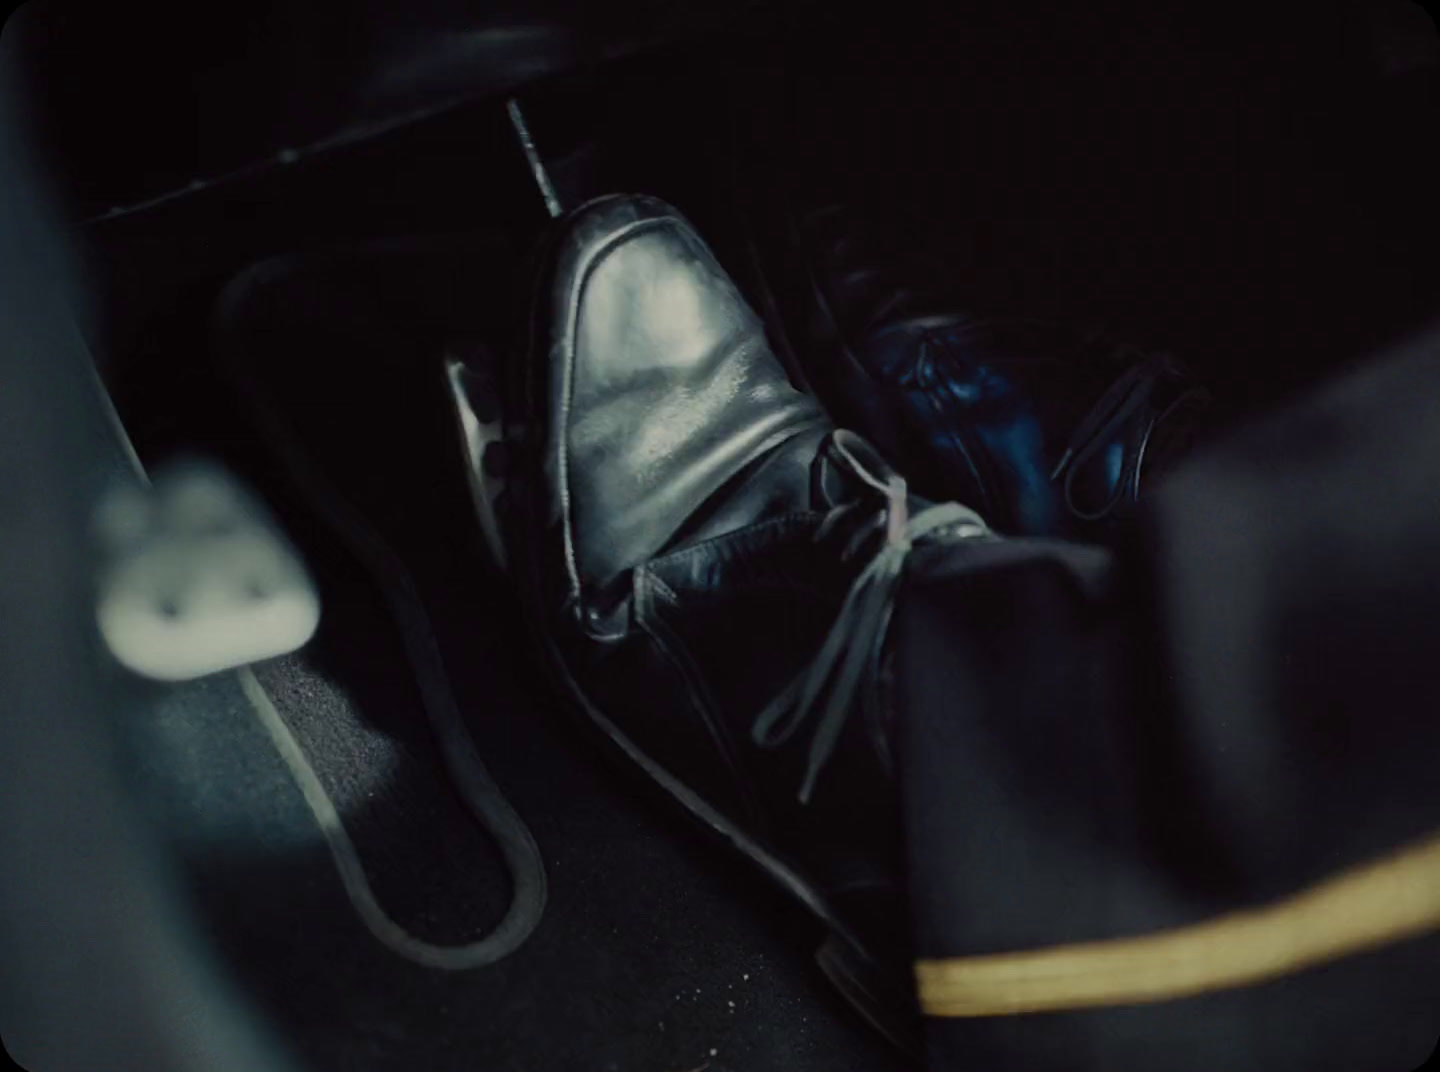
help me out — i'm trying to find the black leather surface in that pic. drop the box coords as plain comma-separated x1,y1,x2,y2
530,195,830,600
745,190,1213,539
511,196,917,1006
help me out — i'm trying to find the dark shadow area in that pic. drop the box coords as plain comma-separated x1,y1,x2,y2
22,0,1440,1068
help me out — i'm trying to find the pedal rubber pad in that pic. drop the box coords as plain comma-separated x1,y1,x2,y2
94,458,321,681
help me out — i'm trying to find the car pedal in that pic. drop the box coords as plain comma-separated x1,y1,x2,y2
506,98,565,219
94,458,320,681
445,351,511,574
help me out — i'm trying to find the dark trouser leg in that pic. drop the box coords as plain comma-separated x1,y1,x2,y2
894,321,1440,1071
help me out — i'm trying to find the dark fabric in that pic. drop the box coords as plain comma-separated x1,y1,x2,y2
895,321,1440,1071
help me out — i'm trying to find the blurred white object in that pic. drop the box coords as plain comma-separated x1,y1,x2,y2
95,458,320,681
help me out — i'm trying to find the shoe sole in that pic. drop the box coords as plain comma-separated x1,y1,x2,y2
491,195,923,1058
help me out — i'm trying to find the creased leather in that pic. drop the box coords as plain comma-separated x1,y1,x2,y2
541,197,830,597
517,195,914,983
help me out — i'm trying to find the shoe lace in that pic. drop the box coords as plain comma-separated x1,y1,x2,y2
751,432,989,803
1049,351,1209,522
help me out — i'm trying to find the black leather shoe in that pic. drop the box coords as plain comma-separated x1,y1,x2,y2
742,195,1212,540
486,194,992,1054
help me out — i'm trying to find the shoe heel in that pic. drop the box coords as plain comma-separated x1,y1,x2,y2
815,933,924,1060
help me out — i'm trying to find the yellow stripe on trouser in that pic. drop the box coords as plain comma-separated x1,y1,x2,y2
916,827,1440,1017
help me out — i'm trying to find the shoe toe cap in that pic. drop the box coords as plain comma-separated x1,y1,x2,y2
532,196,826,595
